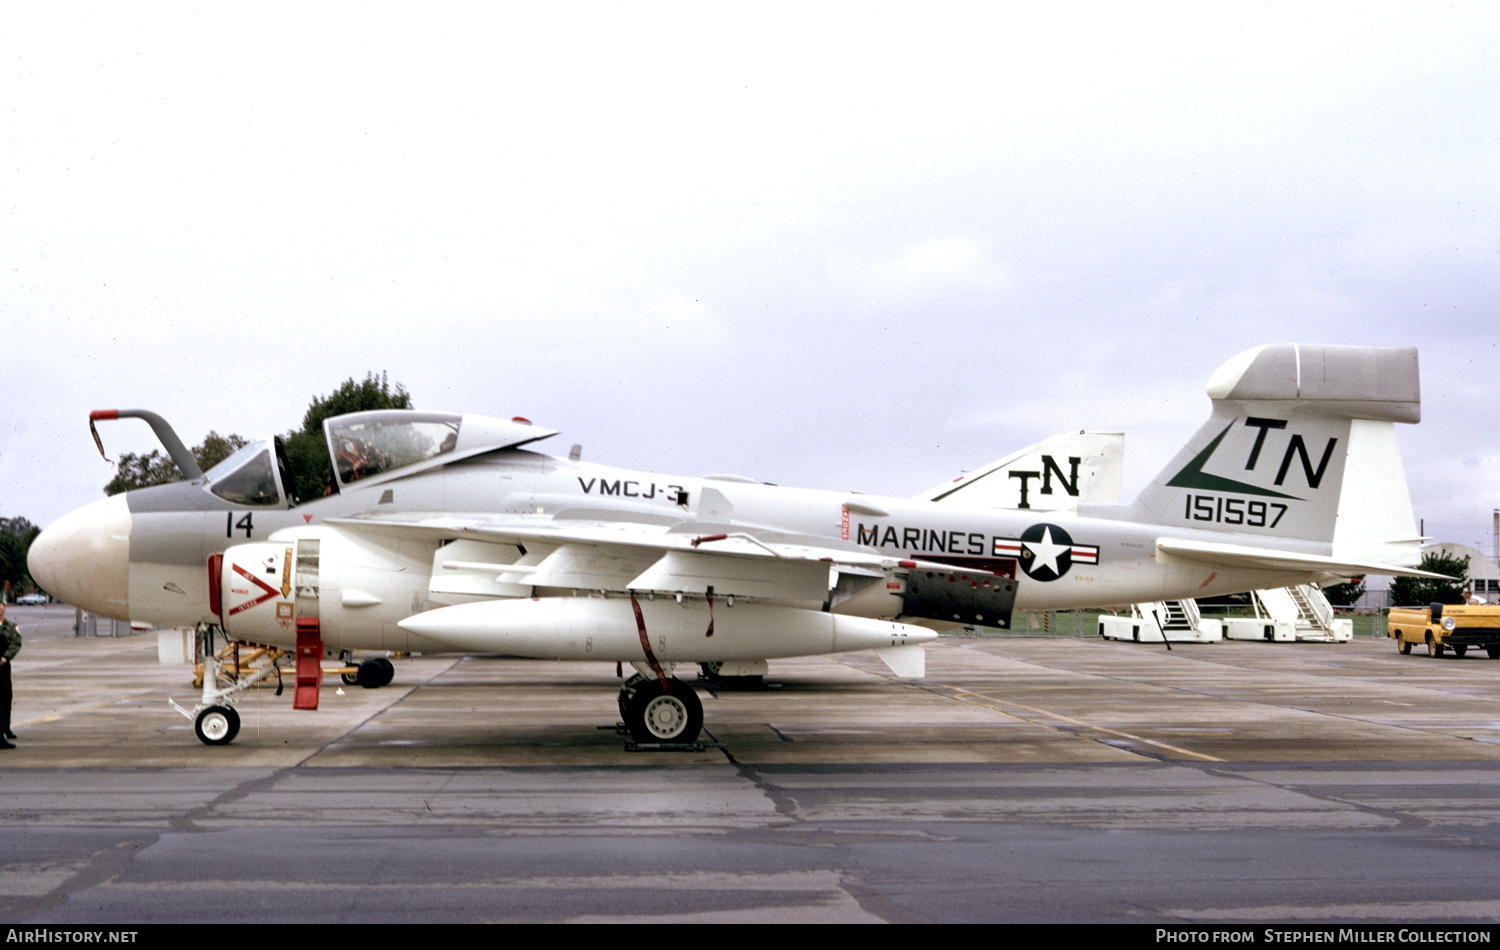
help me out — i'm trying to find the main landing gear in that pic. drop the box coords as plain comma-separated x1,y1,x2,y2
617,671,704,746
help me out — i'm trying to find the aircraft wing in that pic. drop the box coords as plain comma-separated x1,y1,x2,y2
320,511,972,605
328,512,902,565
1155,538,1451,579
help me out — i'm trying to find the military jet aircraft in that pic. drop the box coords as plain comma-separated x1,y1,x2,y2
29,343,1437,746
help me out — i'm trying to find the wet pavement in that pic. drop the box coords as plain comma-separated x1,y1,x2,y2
3,606,1500,923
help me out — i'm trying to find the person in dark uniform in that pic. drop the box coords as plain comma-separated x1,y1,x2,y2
0,603,19,749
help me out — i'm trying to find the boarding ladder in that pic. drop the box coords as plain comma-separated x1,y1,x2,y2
1158,599,1200,633
1248,584,1346,642
1098,598,1219,642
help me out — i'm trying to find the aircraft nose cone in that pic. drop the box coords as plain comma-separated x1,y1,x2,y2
29,494,132,619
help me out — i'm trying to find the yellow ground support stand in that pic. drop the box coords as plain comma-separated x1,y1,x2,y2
193,641,358,690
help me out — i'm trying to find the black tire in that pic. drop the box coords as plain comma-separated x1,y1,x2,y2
624,677,703,744
1486,645,1500,660
341,672,359,686
618,672,650,721
1397,637,1412,655
1427,634,1444,658
195,705,240,746
356,657,395,689
1453,645,1468,658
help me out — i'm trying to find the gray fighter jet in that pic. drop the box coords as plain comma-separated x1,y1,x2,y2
30,344,1438,746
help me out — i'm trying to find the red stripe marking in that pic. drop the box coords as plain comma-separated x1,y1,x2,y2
293,628,323,710
629,594,670,691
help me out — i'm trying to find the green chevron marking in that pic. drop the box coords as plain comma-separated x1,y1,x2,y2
1165,424,1302,500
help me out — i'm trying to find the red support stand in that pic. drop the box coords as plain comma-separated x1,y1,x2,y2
293,618,323,710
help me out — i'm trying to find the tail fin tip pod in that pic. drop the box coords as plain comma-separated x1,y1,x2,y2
1204,343,1419,422
1131,344,1421,555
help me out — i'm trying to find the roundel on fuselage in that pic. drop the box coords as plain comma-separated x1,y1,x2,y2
1017,523,1074,582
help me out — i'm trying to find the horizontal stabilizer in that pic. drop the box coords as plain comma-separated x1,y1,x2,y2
1155,537,1449,579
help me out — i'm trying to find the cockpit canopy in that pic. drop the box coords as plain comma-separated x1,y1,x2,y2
322,410,558,490
204,439,292,507
327,411,461,486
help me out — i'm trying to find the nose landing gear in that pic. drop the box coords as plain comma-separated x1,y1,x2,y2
170,625,286,746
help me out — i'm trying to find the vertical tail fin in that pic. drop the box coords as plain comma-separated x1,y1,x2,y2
1129,344,1421,563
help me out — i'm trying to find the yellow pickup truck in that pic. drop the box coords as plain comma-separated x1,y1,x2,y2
1388,603,1500,658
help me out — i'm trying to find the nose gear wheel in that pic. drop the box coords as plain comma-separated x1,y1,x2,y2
195,705,240,745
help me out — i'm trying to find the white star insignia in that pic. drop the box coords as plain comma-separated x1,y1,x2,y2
1024,526,1069,575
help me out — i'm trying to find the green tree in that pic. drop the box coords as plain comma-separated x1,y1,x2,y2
196,431,249,471
1322,578,1366,607
0,517,41,596
103,451,180,495
282,373,413,502
1389,553,1468,607
104,431,249,495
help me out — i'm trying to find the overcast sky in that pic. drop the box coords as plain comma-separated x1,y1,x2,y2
3,4,1497,552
